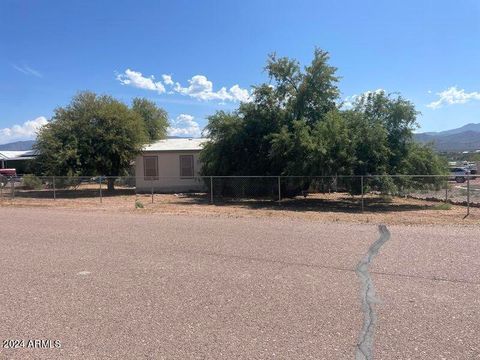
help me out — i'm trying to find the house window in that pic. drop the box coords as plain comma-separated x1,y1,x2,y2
180,155,194,178
144,156,158,180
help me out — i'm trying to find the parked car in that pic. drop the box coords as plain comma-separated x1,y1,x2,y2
0,169,18,188
449,167,470,183
466,165,477,179
0,168,17,178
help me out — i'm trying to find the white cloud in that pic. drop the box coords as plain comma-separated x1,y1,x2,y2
229,84,251,102
12,64,42,78
116,69,250,103
341,89,385,109
427,86,480,109
174,75,251,102
0,116,48,144
162,74,174,85
116,69,165,94
168,114,202,137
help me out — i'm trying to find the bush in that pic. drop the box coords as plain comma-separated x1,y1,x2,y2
135,200,144,209
54,177,82,189
432,203,452,210
22,174,43,190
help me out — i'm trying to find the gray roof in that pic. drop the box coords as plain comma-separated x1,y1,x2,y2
143,138,208,152
0,150,36,160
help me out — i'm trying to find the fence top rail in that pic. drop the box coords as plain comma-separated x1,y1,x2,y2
207,174,454,178
12,174,459,179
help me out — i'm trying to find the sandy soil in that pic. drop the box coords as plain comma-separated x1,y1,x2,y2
1,190,479,225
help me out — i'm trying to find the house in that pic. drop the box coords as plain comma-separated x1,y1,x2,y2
0,150,36,173
135,138,208,192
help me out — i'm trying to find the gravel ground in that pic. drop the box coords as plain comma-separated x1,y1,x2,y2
0,208,479,359
2,191,480,225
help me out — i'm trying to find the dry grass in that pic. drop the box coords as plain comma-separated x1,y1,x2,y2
1,190,478,225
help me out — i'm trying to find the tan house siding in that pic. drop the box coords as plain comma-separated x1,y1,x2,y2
135,150,205,192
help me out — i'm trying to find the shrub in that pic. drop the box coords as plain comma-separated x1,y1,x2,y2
135,200,144,209
54,176,82,189
432,203,452,210
22,174,43,190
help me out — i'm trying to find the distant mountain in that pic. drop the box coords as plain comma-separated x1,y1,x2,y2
0,140,36,151
0,136,192,152
433,123,480,137
414,123,480,152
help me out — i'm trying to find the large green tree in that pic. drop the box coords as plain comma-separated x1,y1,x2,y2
132,97,169,141
200,49,446,196
347,91,418,173
201,48,340,177
34,92,168,190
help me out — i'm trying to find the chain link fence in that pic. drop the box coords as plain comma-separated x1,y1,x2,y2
1,174,478,216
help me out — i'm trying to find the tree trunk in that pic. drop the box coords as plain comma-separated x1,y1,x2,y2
107,177,115,191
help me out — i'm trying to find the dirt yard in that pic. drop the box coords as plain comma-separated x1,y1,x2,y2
1,190,479,225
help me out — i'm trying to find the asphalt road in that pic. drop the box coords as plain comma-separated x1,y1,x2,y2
0,208,479,359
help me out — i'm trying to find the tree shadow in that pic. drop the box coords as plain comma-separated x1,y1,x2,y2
169,193,436,213
6,189,449,214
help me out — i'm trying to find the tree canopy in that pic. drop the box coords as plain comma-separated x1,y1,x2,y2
131,97,169,141
34,92,169,189
200,49,447,195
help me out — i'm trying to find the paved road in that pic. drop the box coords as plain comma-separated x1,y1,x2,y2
0,208,479,359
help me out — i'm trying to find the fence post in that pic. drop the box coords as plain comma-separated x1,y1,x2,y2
99,176,103,203
134,176,138,207
53,176,56,201
11,178,14,199
361,176,364,212
151,181,154,204
467,175,470,217
210,176,214,204
445,178,448,203
277,176,281,202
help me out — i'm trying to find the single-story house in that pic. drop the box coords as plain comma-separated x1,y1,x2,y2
135,138,208,193
0,150,36,173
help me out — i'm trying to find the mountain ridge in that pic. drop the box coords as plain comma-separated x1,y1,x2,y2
0,136,193,151
414,123,480,152
0,140,36,151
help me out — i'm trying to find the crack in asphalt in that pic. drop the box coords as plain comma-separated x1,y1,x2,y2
355,225,391,360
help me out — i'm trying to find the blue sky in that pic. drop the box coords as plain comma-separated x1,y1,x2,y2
1,0,479,144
